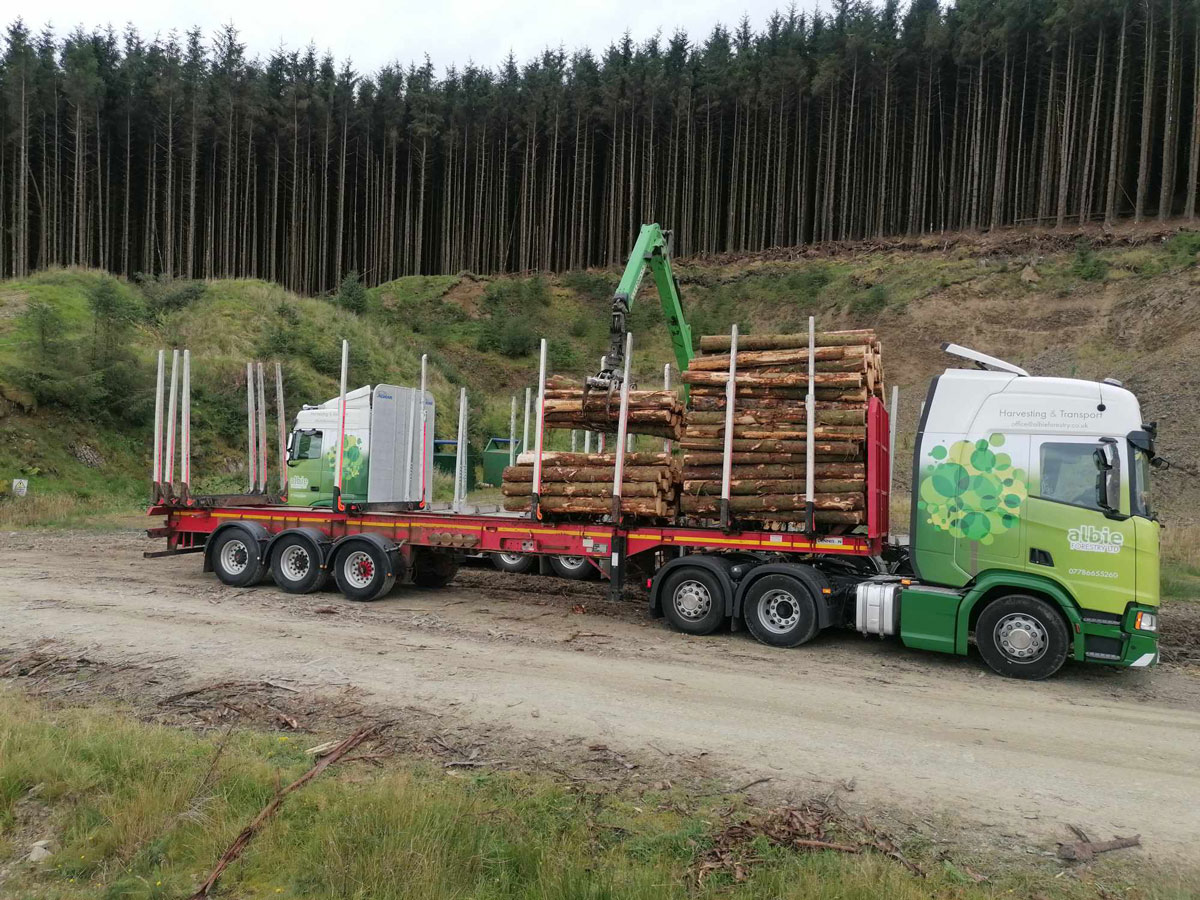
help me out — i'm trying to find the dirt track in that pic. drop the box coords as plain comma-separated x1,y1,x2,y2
3,528,1199,862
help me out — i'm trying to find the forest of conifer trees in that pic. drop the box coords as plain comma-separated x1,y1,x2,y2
1,1,1199,292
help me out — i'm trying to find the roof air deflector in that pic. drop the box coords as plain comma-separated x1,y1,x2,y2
940,343,1029,377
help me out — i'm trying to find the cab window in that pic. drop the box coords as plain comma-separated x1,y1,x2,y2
292,430,323,462
1038,442,1105,511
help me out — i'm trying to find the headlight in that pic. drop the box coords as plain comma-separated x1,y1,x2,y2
1135,611,1158,632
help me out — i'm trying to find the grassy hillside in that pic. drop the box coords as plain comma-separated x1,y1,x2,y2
1,227,1199,529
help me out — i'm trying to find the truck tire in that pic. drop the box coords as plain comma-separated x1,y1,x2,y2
491,552,534,574
742,574,819,648
333,541,396,602
975,594,1070,680
412,549,460,589
269,533,328,594
210,528,265,587
548,555,596,580
661,567,727,636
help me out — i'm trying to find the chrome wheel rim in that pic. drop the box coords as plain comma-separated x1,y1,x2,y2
674,580,712,620
220,539,250,575
758,589,800,635
556,555,586,570
995,613,1048,663
279,544,311,582
343,550,376,589
499,552,526,566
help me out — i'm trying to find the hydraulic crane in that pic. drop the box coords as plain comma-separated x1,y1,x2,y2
586,223,694,395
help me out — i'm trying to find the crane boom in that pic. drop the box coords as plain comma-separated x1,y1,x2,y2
587,223,693,395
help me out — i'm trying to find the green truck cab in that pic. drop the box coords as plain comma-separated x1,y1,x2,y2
860,347,1162,678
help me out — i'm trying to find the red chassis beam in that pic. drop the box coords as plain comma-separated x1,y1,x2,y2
150,504,883,562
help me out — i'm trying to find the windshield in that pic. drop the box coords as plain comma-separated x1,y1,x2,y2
1130,445,1154,519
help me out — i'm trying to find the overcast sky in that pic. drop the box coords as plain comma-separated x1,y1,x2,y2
12,0,801,74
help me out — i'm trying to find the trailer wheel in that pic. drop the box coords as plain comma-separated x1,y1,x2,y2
333,541,396,602
548,555,596,580
742,574,819,648
491,552,535,574
975,595,1069,680
269,534,328,594
412,549,460,589
210,528,265,587
661,568,727,636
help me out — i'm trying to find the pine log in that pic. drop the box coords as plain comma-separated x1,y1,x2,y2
682,426,866,441
758,510,866,525
682,479,865,495
680,371,864,388
679,439,861,455
542,395,678,410
502,482,661,498
687,345,870,370
698,330,876,352
681,463,865,479
503,496,667,516
516,451,670,466
688,389,869,404
682,451,860,465
679,493,864,513
502,465,669,483
683,409,865,426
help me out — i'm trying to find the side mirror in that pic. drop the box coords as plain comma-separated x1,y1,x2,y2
1094,441,1120,513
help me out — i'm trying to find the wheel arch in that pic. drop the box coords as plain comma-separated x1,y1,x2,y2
733,563,834,628
649,555,736,617
265,527,333,570
330,532,405,580
958,571,1083,658
204,520,270,574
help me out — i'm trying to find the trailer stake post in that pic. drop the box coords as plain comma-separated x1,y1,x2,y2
531,339,548,520
611,333,634,522
180,350,191,503
256,362,268,494
333,339,349,513
246,361,257,493
418,354,429,508
719,326,738,531
403,384,417,503
275,362,287,499
164,350,179,497
152,349,165,503
889,385,899,498
805,316,816,534
509,395,518,466
663,363,672,454
453,387,468,513
522,387,531,459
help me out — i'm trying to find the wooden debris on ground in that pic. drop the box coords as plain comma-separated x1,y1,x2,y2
678,328,883,530
501,451,679,519
541,375,684,439
1056,825,1142,861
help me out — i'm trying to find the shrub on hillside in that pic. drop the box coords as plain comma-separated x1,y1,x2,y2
135,273,207,316
337,270,368,313
1071,240,1108,281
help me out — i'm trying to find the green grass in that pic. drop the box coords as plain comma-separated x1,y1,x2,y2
1,689,1192,900
1162,563,1200,602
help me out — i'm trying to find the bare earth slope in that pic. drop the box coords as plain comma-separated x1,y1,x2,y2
3,529,1198,863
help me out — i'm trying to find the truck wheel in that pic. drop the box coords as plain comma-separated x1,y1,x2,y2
210,528,265,587
491,552,534,574
549,555,596,580
412,550,460,589
975,594,1070,680
269,534,327,594
742,574,819,648
333,541,396,602
661,568,727,636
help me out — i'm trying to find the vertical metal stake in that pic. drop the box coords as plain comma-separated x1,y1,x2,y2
334,339,349,511
256,362,268,493
509,395,518,465
152,350,165,501
805,316,816,534
180,350,191,501
531,339,548,519
275,362,287,497
719,326,738,530
663,363,672,454
418,354,429,507
246,361,257,493
164,350,179,491
611,332,634,522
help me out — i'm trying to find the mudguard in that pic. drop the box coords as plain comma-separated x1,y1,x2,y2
329,532,405,580
265,527,334,570
649,556,736,616
733,563,835,628
203,520,270,574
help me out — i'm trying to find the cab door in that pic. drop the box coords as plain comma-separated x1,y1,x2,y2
285,429,326,507
1025,436,1137,616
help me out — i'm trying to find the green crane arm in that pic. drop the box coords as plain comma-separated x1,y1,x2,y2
587,223,694,394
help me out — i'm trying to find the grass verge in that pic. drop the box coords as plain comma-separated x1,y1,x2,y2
0,689,1194,899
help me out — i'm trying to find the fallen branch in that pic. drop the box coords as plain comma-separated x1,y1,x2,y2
189,725,381,898
1057,833,1141,861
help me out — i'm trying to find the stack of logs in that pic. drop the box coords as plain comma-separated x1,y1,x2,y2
541,375,683,440
676,329,883,528
501,452,679,518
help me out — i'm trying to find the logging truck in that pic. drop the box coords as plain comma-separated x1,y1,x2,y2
146,335,1163,680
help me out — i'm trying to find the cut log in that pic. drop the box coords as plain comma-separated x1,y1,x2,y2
699,331,876,352
679,493,864,513
684,409,865,426
681,426,866,441
682,451,859,465
681,463,865,480
682,479,865,495
503,496,668,516
681,371,864,388
688,389,869,404
516,451,670,466
680,439,861,455
687,345,870,370
502,465,668,483
502,482,661,498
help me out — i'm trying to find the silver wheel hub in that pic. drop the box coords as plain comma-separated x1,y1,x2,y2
280,544,311,582
674,580,712,620
996,613,1048,662
557,555,585,569
499,553,525,565
343,550,376,589
220,539,249,575
759,589,800,634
